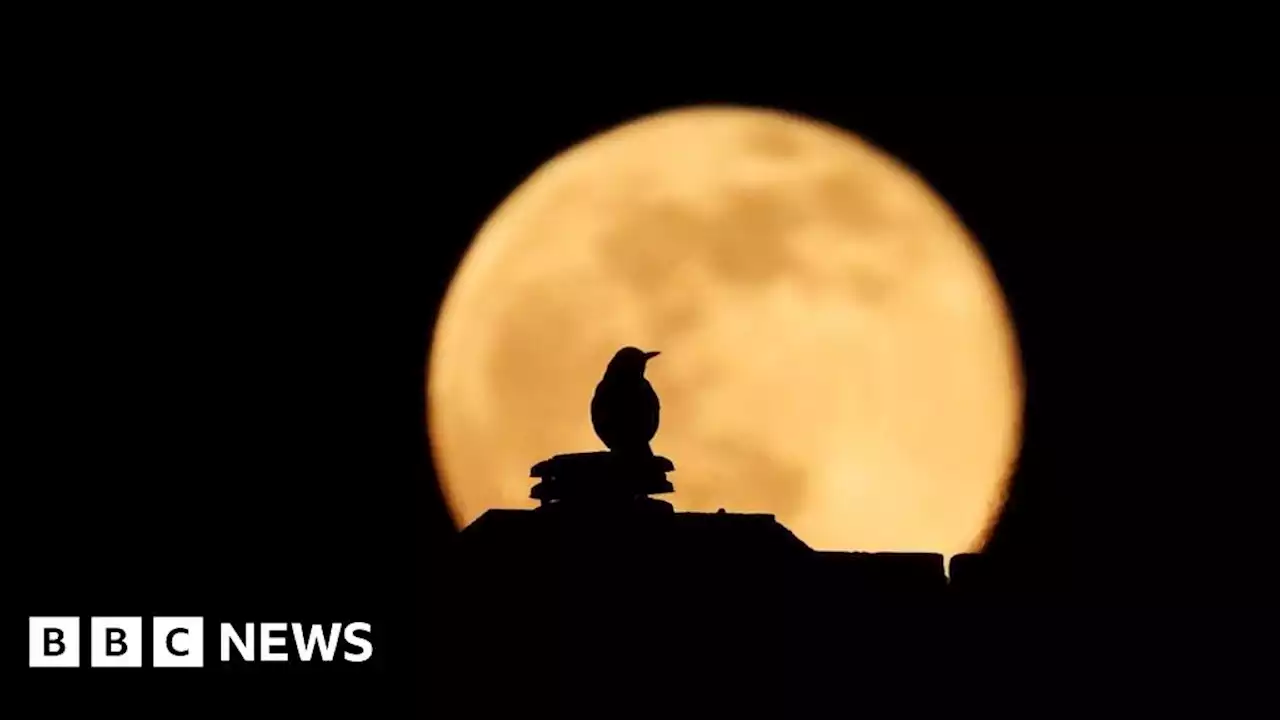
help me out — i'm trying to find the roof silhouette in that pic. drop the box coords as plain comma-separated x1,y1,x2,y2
438,349,1032,712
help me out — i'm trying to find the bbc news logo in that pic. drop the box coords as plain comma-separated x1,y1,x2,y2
29,617,372,668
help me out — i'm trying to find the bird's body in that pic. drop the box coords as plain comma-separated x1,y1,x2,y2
591,347,661,456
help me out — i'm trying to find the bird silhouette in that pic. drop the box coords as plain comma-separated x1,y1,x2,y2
591,347,661,457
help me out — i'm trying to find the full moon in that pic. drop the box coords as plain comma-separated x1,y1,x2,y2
428,105,1022,557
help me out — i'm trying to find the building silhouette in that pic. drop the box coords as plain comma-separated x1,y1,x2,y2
438,447,1028,714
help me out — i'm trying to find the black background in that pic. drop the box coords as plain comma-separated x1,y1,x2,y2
16,90,1279,710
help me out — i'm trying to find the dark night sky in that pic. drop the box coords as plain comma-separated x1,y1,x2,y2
15,91,1279,708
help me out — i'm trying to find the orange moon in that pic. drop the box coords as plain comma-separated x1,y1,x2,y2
427,105,1022,557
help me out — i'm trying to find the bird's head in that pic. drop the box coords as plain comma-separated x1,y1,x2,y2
606,346,660,376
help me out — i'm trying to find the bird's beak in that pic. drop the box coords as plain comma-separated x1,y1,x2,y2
643,351,661,360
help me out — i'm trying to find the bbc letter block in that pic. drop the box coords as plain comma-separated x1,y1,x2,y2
153,617,204,668
29,617,79,668
91,617,142,668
